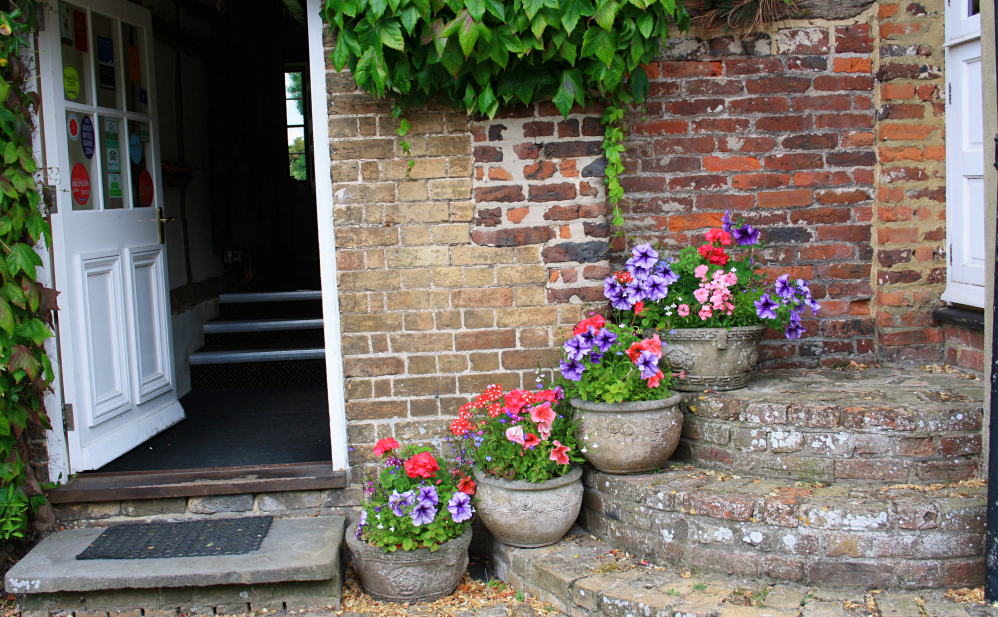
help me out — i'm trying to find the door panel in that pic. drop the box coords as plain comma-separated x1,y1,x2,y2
42,0,183,472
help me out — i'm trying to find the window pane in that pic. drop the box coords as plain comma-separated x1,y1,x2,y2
91,13,121,110
288,127,305,179
59,2,91,105
128,121,155,208
66,111,96,210
286,99,304,126
122,23,149,113
98,115,126,210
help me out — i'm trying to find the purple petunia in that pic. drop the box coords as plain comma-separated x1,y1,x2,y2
754,293,779,320
447,491,473,523
560,359,585,381
417,485,439,507
594,328,617,353
605,283,632,311
590,351,604,364
785,312,806,340
731,224,760,246
356,510,368,538
629,244,659,272
636,350,660,380
564,335,593,361
389,490,415,517
722,210,733,233
410,499,437,526
642,274,670,302
659,264,680,286
625,281,645,305
774,274,794,300
578,326,598,348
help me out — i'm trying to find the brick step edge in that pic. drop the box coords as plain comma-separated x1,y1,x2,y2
488,529,977,617
577,466,985,589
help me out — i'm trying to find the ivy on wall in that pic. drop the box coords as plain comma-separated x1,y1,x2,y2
324,0,690,227
0,1,56,540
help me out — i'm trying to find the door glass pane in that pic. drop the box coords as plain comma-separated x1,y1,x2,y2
59,2,91,105
91,13,121,110
122,24,149,114
98,115,126,210
970,0,980,15
127,120,155,208
65,111,96,210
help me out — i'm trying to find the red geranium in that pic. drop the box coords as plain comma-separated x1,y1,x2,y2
573,314,606,335
504,389,534,412
450,417,473,436
699,244,729,265
535,389,558,403
373,438,400,456
457,476,476,495
634,301,645,315
705,228,732,246
404,451,440,479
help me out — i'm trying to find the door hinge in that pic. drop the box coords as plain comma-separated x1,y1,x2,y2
62,404,74,431
948,83,952,104
949,243,953,265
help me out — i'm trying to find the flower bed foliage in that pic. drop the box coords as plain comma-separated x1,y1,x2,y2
357,438,475,551
0,2,55,541
449,384,584,482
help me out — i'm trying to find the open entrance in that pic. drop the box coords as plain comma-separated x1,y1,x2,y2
40,0,342,489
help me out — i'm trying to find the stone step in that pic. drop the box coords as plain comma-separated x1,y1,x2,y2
578,465,985,589
6,515,345,615
489,529,986,617
678,366,984,486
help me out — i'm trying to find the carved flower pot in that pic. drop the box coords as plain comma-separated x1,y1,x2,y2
345,523,471,603
571,394,684,474
474,466,583,548
650,325,766,392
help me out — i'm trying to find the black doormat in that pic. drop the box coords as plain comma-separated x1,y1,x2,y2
76,516,273,560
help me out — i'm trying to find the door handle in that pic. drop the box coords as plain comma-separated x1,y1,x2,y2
157,208,174,244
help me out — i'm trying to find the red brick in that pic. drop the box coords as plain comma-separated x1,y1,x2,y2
940,434,982,457
653,137,716,155
703,156,762,172
814,75,874,91
544,205,580,221
878,123,938,141
790,207,852,224
798,244,854,260
658,61,723,77
717,136,776,152
456,329,516,351
793,171,851,186
835,24,873,53
758,190,812,208
877,226,919,244
746,76,811,94
683,491,757,521
816,189,871,205
696,194,756,210
528,183,576,202
523,160,557,180
692,118,751,134
733,173,792,189
725,58,783,75
475,185,525,202
756,116,812,131
815,114,874,129
513,143,539,159
687,79,744,96
833,57,872,73
631,120,689,135
791,95,852,111
668,175,728,191
523,121,554,137
781,134,838,150
669,212,725,231
764,154,824,171
816,225,871,241
730,97,790,114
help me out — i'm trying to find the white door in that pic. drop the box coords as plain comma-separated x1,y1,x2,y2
40,0,183,471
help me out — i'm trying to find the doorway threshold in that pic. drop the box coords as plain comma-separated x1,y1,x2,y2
47,461,346,504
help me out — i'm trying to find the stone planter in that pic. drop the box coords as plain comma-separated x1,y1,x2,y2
570,394,684,474
345,523,471,603
650,325,766,392
474,466,582,548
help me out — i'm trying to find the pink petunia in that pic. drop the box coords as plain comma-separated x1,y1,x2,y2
537,421,552,440
530,403,556,425
694,287,710,303
647,370,664,388
523,433,541,449
549,440,571,465
677,304,690,317
694,264,709,281
505,425,525,445
699,305,713,320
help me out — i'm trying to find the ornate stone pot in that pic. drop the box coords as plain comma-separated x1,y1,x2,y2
651,325,766,392
345,523,471,603
570,394,684,474
474,466,582,548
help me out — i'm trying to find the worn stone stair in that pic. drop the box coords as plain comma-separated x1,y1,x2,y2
490,530,989,617
6,515,345,616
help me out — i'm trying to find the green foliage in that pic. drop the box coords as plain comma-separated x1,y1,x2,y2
288,136,307,179
559,323,672,403
0,1,55,541
322,0,688,118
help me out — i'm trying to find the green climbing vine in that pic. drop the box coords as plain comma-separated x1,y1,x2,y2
324,0,690,235
0,1,56,540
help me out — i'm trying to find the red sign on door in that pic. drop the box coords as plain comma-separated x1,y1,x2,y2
71,163,90,206
138,170,154,207
73,10,87,53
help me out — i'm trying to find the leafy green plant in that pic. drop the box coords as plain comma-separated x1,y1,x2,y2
0,1,55,541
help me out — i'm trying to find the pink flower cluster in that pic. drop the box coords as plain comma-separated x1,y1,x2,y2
691,265,738,321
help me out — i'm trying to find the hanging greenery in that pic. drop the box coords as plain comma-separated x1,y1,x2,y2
0,1,56,540
324,0,690,228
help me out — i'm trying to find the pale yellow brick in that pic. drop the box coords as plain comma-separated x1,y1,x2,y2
404,313,436,332
432,224,471,245
448,156,473,177
427,134,472,155
330,161,360,182
498,265,548,285
328,117,359,138
464,267,495,287
470,352,499,372
433,267,464,287
497,307,560,327
428,178,472,200
515,286,547,306
385,202,449,224
339,270,401,292
329,138,393,160
464,309,495,329
401,226,432,245
454,288,514,308
451,246,515,265
398,181,429,201
337,292,368,314
387,290,450,311
341,313,403,333
333,182,396,204
383,158,447,180
515,245,542,263
336,227,397,248
401,268,434,289
379,113,445,135
408,355,437,374
365,249,386,268
439,354,468,373
387,247,449,268
364,204,385,224
333,205,363,225
450,200,475,222
405,136,428,156
437,310,462,329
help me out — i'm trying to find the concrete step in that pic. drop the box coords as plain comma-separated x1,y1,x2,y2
6,515,345,615
678,366,984,486
217,291,323,320
489,528,985,617
577,465,985,589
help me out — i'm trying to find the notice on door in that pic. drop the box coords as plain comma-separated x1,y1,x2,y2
138,170,154,207
104,117,120,172
59,2,74,46
73,10,87,52
80,116,95,159
63,65,80,100
67,114,80,141
71,163,91,206
96,36,115,91
108,173,122,198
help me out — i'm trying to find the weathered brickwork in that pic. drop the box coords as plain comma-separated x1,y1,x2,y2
944,323,985,372
470,104,611,304
619,25,879,368
872,0,948,363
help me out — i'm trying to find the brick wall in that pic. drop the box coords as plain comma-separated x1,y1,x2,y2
944,323,985,372
620,26,879,368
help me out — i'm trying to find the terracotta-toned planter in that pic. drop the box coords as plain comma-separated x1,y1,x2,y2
474,466,582,548
346,524,471,603
571,394,684,474
650,325,766,392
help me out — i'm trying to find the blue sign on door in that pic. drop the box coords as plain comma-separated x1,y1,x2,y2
80,116,95,159
96,36,113,63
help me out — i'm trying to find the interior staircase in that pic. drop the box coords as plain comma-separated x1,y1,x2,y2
189,291,327,389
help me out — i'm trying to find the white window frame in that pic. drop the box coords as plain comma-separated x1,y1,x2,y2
942,0,985,308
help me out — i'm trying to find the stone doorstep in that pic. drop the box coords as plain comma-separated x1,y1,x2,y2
7,516,345,613
488,530,987,617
